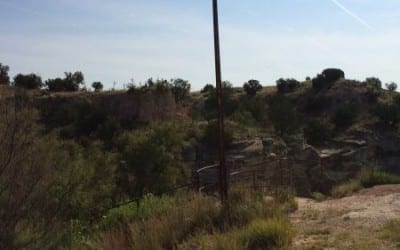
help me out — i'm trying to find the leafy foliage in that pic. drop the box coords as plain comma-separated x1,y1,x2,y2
202,119,234,150
0,63,10,85
13,73,43,89
117,123,189,198
304,94,332,115
268,95,299,136
385,82,398,92
372,102,400,127
365,77,382,89
243,79,262,97
331,102,359,129
304,118,334,145
0,100,116,249
45,72,85,92
203,81,237,120
312,68,345,91
171,78,191,103
92,81,103,92
276,78,300,93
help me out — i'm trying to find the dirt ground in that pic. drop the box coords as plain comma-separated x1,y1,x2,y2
290,185,400,250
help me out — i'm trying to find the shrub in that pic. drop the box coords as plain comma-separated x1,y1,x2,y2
268,95,299,136
372,102,400,127
386,82,398,92
276,78,300,93
331,102,359,129
201,84,215,94
304,95,332,114
312,68,345,91
322,68,345,83
202,119,234,149
203,81,237,119
241,218,293,250
365,77,382,89
171,78,191,103
45,71,84,92
230,108,256,126
116,122,189,198
304,119,334,145
13,73,43,89
92,81,103,92
0,63,10,85
243,79,262,97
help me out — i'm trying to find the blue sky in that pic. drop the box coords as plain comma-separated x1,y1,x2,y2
1,0,399,90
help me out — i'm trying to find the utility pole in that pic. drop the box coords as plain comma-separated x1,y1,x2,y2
212,0,228,201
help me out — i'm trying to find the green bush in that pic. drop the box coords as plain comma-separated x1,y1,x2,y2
276,78,300,93
243,79,262,97
202,119,234,149
268,95,299,136
331,102,359,129
372,102,400,127
365,77,382,89
116,122,189,198
304,119,334,145
241,218,293,250
304,95,332,115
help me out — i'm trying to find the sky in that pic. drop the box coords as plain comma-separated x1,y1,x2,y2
1,0,400,90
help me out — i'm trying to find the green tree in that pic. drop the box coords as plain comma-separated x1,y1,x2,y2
0,99,116,249
365,77,382,89
331,102,359,129
45,71,85,92
386,82,398,92
268,95,298,136
201,84,214,94
171,78,191,103
117,123,188,198
373,102,400,127
0,63,10,85
304,119,333,145
13,73,43,89
92,81,104,92
276,78,300,93
204,81,236,120
243,79,262,97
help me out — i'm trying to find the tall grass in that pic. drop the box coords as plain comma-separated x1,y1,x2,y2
90,189,295,250
331,168,400,198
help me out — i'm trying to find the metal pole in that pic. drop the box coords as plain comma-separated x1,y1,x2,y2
212,0,228,201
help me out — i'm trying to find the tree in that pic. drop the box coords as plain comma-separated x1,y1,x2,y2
92,81,104,92
276,78,300,93
312,68,345,91
373,102,400,127
203,81,236,120
365,77,382,89
268,95,298,136
13,73,43,89
331,102,359,129
0,98,116,249
385,82,397,92
0,63,10,85
171,78,191,103
45,71,85,92
201,84,214,94
243,79,262,97
304,119,333,145
117,123,189,198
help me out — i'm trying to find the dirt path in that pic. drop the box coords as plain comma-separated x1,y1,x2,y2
290,185,400,250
